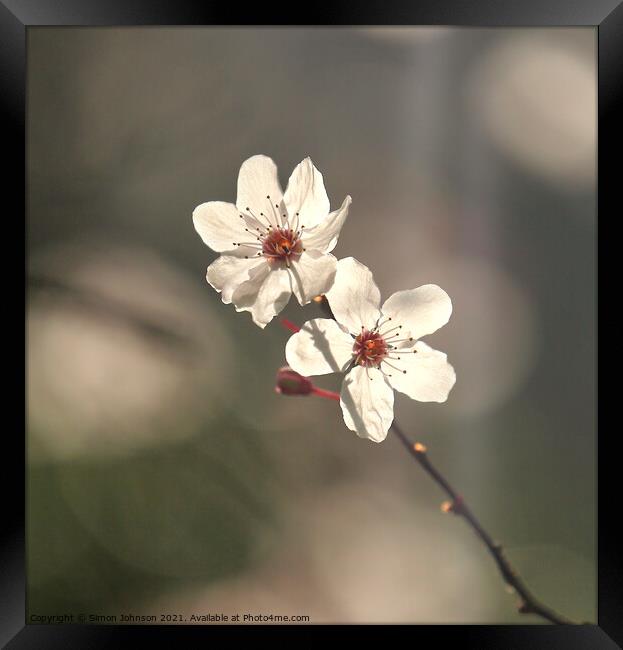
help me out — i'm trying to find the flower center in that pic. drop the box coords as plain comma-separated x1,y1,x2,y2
353,329,389,367
234,196,306,267
351,318,418,379
262,228,303,264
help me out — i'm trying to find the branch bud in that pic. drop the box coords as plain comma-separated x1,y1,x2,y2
440,497,464,515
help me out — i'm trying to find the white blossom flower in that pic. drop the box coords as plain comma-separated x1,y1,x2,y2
285,257,456,442
193,155,351,328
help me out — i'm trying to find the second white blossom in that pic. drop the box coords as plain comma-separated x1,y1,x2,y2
285,257,456,442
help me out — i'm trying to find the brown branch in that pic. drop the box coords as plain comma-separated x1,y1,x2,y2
390,421,575,624
315,294,575,624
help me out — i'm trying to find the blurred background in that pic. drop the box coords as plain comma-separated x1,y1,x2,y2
27,27,596,623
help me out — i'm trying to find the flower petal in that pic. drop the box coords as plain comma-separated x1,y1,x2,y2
325,257,382,334
386,341,456,402
340,366,394,442
285,318,354,377
381,285,452,341
236,155,284,227
289,251,338,306
283,157,330,230
206,255,268,304
232,267,292,328
193,201,250,255
301,195,351,253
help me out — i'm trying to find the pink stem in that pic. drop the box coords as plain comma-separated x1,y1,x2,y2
281,318,301,333
311,386,340,402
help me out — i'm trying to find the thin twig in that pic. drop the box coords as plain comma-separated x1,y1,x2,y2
391,420,574,624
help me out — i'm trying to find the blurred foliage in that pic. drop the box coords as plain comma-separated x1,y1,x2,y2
28,415,280,615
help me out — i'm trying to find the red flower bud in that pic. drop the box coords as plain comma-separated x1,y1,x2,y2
275,367,314,396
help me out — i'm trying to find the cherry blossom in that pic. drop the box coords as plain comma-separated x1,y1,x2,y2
285,258,455,442
193,155,350,328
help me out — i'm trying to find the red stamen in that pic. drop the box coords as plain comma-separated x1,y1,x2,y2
262,227,303,264
352,329,389,367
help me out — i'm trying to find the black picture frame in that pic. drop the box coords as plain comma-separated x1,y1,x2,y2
4,1,615,646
